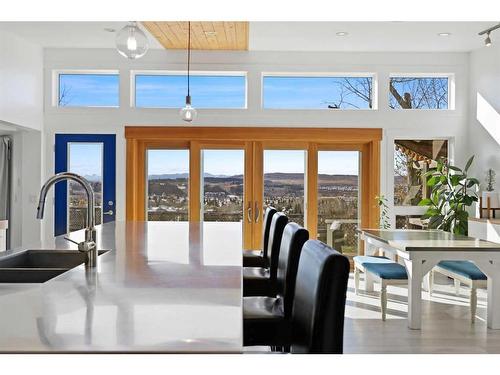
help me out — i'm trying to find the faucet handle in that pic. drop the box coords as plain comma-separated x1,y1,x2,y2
78,241,96,253
64,236,80,246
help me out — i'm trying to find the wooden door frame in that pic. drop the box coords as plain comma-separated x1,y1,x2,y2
125,126,382,249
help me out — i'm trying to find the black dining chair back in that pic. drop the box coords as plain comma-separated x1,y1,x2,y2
261,206,278,258
276,222,309,317
266,212,289,281
290,240,350,354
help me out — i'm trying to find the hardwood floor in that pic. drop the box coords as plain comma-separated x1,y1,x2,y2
344,273,500,354
245,272,500,354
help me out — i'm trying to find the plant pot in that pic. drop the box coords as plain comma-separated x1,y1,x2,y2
482,191,500,208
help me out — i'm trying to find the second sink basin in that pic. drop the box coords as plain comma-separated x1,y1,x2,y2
0,250,109,283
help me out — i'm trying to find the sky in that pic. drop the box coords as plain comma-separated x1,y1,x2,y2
263,76,372,109
59,74,119,107
62,74,361,176
68,143,103,177
146,149,359,176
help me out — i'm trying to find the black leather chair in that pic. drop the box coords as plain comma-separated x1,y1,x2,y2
243,222,308,344
242,206,277,268
243,239,350,354
243,212,288,297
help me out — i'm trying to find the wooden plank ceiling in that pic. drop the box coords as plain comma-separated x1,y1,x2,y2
141,22,249,50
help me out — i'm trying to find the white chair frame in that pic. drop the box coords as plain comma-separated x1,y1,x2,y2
354,260,408,321
430,265,487,323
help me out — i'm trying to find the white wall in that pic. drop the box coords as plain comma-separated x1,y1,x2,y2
0,30,43,131
468,43,500,190
0,126,41,249
41,48,470,240
0,30,43,248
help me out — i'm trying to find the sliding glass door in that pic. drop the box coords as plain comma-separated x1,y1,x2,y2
317,150,361,258
126,127,381,251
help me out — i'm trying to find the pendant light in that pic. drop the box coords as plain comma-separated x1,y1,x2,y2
180,21,197,122
116,21,149,60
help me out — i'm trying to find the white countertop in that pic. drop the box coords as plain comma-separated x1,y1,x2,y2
0,221,243,353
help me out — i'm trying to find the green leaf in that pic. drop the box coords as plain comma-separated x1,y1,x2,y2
464,155,474,172
427,176,439,186
418,198,432,206
448,166,461,172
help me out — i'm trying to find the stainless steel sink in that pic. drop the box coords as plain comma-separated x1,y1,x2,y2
0,250,108,283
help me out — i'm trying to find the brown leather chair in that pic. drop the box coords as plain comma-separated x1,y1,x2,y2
243,212,288,297
242,206,277,268
243,239,350,354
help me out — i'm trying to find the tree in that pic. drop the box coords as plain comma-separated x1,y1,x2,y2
58,83,72,106
326,77,448,110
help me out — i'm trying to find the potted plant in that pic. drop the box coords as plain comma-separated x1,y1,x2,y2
418,156,479,235
482,168,499,208
376,195,391,229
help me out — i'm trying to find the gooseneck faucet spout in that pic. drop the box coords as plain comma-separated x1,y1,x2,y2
37,172,98,268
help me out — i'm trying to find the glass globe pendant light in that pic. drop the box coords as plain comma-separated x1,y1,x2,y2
116,21,149,59
180,22,197,122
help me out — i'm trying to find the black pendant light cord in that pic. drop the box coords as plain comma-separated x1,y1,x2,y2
187,21,191,100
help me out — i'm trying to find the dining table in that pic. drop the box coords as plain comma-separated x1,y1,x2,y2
359,229,500,330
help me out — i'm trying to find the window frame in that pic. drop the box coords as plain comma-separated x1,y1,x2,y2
130,70,248,109
52,69,120,108
261,72,378,110
388,72,455,111
386,132,455,229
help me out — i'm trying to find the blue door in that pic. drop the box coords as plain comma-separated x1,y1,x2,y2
54,134,116,236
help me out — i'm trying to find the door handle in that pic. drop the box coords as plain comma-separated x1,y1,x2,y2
103,210,114,216
254,202,260,223
247,202,252,223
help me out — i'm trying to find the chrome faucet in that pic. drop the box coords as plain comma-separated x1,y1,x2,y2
37,172,98,268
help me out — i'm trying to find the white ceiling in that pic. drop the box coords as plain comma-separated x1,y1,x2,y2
0,21,496,52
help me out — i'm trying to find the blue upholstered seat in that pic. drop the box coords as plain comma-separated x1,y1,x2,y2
363,262,408,280
437,261,487,281
353,255,391,265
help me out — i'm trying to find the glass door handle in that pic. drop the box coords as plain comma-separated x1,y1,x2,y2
247,202,252,223
254,202,260,223
103,210,114,216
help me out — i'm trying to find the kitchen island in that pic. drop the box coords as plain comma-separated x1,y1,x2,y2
0,221,243,353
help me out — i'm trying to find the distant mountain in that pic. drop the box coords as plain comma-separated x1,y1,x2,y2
148,172,357,184
149,173,238,180
149,173,189,180
83,174,102,182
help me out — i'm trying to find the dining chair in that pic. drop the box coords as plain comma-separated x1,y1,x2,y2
243,222,308,345
243,212,288,297
244,239,350,354
243,206,277,268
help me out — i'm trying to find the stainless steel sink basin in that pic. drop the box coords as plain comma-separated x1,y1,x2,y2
0,250,108,283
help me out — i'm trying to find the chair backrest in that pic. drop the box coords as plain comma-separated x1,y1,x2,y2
265,212,288,281
291,240,350,354
276,222,309,318
261,206,278,258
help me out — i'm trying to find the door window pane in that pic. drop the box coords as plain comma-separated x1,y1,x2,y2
317,151,360,257
263,150,305,226
58,74,119,107
68,143,103,232
394,140,448,206
396,215,428,229
147,150,189,221
202,150,244,222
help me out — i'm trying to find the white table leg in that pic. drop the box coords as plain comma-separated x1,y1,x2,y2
487,276,500,329
365,271,375,292
404,258,423,330
474,260,500,329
